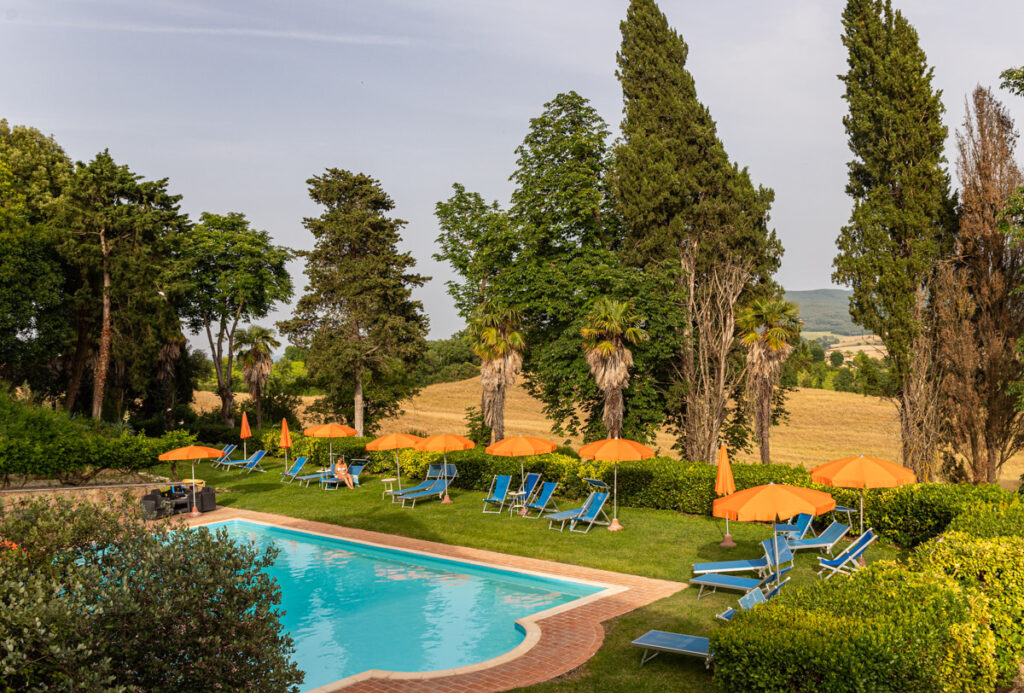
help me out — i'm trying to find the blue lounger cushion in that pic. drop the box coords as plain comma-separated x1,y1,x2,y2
632,631,712,667
524,482,558,518
760,537,795,568
818,529,876,579
400,477,453,508
482,475,512,513
788,521,850,555
775,513,814,540
690,567,792,599
692,557,769,576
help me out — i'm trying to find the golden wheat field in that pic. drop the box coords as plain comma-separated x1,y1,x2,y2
193,379,1023,488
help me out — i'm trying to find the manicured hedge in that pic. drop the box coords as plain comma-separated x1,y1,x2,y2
710,562,998,692
946,499,1024,539
911,531,1024,685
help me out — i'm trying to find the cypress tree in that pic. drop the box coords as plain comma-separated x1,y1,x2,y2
833,0,956,469
613,0,781,461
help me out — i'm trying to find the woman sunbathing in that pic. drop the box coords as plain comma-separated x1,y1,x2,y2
333,459,355,489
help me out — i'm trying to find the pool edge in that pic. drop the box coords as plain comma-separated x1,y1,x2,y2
183,507,686,692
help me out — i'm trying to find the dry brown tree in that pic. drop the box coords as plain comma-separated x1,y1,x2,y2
581,297,648,439
470,305,525,443
936,86,1024,483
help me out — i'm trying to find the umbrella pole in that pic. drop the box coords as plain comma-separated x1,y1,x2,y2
190,459,200,517
609,461,623,531
721,517,736,548
395,451,402,490
774,529,781,589
243,439,247,460
860,488,865,536
441,451,452,504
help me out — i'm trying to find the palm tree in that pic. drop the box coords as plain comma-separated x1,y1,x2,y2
581,298,648,439
470,305,525,443
234,326,280,429
737,298,801,464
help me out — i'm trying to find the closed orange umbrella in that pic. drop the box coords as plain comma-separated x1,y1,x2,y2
158,445,224,516
715,445,737,547
578,438,655,532
304,423,357,469
366,433,424,490
811,455,916,535
279,419,292,468
714,483,836,588
240,412,252,459
416,434,475,504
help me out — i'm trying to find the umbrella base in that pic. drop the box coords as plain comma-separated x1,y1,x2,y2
719,533,736,548
608,518,623,532
190,506,202,517
441,494,452,504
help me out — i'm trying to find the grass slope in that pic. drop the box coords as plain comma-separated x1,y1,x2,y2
785,288,863,336
161,460,897,692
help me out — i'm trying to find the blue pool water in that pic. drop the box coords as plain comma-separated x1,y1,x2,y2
211,520,601,690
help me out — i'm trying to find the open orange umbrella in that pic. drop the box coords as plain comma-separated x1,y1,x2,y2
304,423,357,469
487,436,557,514
240,412,252,459
366,433,423,490
416,434,476,504
158,445,225,516
811,455,916,535
714,483,836,587
578,438,655,532
279,419,292,468
715,444,737,547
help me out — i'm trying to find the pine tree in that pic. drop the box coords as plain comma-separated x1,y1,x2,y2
280,169,429,435
833,0,956,473
613,0,781,462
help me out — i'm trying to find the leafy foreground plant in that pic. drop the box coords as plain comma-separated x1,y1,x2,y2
0,495,302,692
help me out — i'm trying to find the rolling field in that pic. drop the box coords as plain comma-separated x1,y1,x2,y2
194,378,1023,487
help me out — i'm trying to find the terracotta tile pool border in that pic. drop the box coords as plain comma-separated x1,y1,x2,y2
182,507,686,692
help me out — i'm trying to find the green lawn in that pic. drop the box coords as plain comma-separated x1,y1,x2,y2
153,458,897,692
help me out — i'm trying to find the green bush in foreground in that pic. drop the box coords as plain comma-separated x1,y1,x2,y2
946,499,1024,539
710,562,997,693
911,531,1024,685
0,496,303,692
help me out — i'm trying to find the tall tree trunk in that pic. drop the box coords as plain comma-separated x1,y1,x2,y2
255,386,263,430
91,246,111,420
354,365,364,436
757,378,771,464
491,382,505,443
604,387,623,439
65,309,93,412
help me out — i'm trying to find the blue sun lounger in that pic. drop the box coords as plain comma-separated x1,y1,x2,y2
632,631,712,667
692,556,770,577
818,528,876,579
546,491,609,533
483,475,513,513
220,449,267,473
760,537,795,571
775,513,814,540
400,469,458,509
520,472,542,502
787,521,849,555
523,482,559,518
387,464,443,501
689,567,792,599
320,462,367,490
210,444,237,469
280,456,308,483
716,578,789,621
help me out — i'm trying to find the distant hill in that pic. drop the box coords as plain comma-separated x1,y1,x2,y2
785,289,867,336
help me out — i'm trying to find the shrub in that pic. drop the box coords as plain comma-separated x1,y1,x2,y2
0,496,303,692
710,562,997,692
256,430,372,467
948,499,1024,539
910,531,1024,685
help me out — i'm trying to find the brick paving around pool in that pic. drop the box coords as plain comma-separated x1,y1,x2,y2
183,507,686,692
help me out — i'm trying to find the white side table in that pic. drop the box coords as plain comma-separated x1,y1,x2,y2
381,477,398,498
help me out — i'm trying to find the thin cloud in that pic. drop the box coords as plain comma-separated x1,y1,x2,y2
10,18,419,47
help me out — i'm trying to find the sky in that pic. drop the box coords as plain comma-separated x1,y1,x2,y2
2,0,1023,345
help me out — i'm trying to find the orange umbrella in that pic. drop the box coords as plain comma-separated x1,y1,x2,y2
158,445,224,516
240,412,252,459
279,419,292,468
715,445,737,547
416,434,476,504
304,423,358,469
811,455,916,535
713,483,836,588
487,436,557,514
578,438,655,532
366,433,424,490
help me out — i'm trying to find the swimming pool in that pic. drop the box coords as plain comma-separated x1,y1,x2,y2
207,520,604,690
